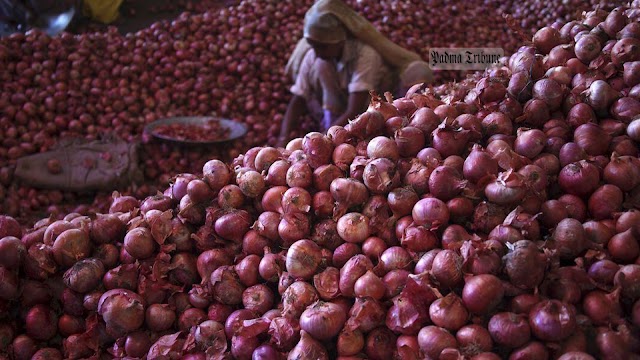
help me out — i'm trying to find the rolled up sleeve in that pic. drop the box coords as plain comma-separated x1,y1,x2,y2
290,49,316,100
348,45,385,93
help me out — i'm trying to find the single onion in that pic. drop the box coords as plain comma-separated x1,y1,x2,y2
528,299,576,342
417,326,457,360
300,301,347,340
488,312,531,348
285,239,321,280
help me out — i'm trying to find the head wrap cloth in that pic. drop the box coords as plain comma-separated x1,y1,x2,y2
285,0,432,88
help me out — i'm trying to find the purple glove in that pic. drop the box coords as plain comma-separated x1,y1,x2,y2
322,109,334,132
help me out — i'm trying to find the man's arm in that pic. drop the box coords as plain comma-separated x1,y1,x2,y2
277,95,307,147
332,90,369,127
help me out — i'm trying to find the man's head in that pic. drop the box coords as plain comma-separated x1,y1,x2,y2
304,12,346,60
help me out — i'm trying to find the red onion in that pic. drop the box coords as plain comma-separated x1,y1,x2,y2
574,123,611,156
628,119,640,141
287,330,328,359
178,307,207,331
0,236,25,270
488,312,531,348
387,186,419,218
558,160,601,197
333,243,361,268
218,184,246,209
395,126,425,157
430,249,464,288
431,124,471,158
409,107,440,135
429,293,468,332
363,158,400,194
485,170,528,205
508,71,533,102
412,197,449,229
124,227,155,260
203,159,231,192
197,249,232,281
380,246,412,273
254,147,282,173
588,184,623,221
463,145,498,183
383,269,411,299
327,126,350,146
252,344,281,360
503,240,547,290
611,37,640,66
31,348,62,360
242,284,275,315
236,254,261,287
418,326,457,360
364,327,397,360
285,239,321,280
63,258,104,294
367,136,399,161
566,103,597,129
352,270,385,299
528,300,576,342
238,170,266,198
362,236,387,260
337,213,370,244
428,165,467,201
331,178,369,214
98,289,145,337
11,334,37,360
25,304,58,341
514,128,546,159
282,281,318,318
210,266,245,305
140,193,173,214
286,161,313,189
401,225,438,253
608,229,640,263
507,341,549,360
616,210,640,235
575,34,603,63
303,132,333,169
552,218,587,260
266,160,290,187
300,301,347,340
584,80,620,113
462,274,505,314
533,78,565,111
582,289,623,326
89,213,126,245
611,96,640,122
51,228,91,268
337,329,364,357
558,194,588,222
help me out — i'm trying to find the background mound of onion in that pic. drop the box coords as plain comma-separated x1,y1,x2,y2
0,0,627,222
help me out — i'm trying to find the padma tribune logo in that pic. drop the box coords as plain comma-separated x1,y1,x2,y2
429,48,504,70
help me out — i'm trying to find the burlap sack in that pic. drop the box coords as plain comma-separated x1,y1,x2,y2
15,136,143,192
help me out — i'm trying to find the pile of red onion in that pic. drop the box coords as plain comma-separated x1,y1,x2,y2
0,0,628,221
1,4,639,359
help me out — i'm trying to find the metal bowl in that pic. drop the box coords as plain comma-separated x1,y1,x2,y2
144,116,248,144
